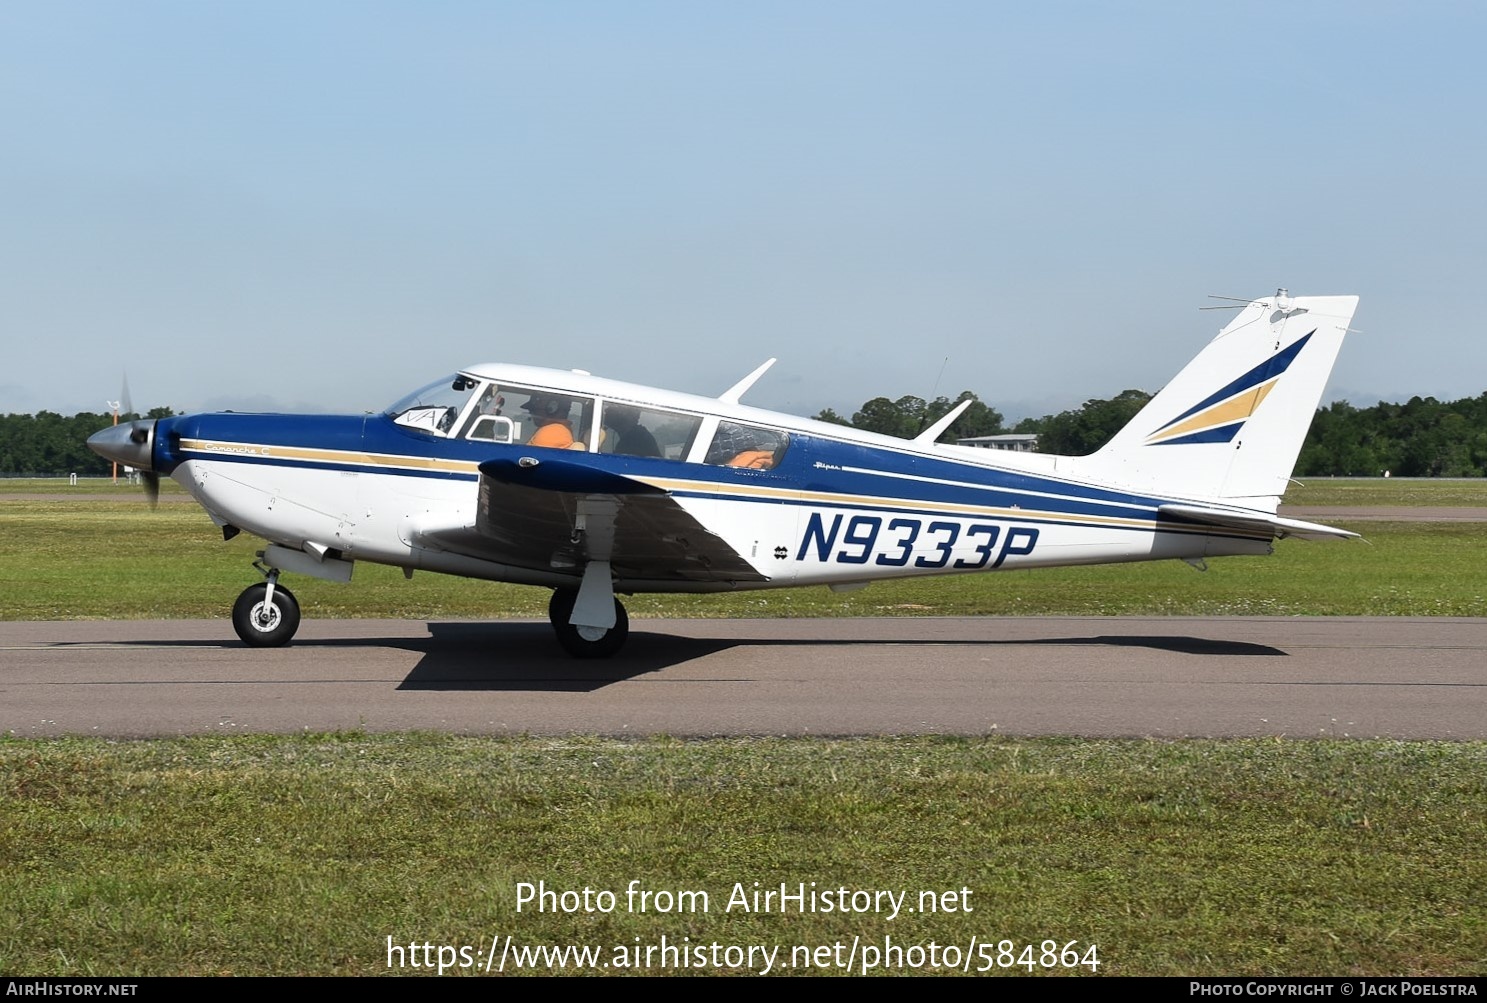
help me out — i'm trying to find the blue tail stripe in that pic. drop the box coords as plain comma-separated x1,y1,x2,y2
1153,331,1313,433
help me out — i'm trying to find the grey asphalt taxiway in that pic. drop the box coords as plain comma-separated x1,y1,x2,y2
2,616,1482,739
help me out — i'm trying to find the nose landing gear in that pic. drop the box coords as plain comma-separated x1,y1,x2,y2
232,565,301,647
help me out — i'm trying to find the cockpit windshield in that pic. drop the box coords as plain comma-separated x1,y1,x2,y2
385,373,480,435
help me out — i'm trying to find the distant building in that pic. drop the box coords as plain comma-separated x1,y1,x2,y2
955,433,1038,452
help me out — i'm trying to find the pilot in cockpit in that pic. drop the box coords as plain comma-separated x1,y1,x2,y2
523,395,575,448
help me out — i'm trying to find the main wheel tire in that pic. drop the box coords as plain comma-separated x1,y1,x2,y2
551,596,629,659
232,582,301,648
548,588,577,628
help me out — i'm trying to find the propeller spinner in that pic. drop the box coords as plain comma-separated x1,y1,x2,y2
87,419,159,506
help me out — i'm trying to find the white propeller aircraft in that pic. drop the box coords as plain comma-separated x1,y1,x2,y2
88,291,1358,657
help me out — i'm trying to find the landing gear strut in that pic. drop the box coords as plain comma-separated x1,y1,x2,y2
548,587,629,659
232,568,301,647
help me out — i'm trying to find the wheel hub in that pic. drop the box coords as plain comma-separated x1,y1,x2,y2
252,603,281,631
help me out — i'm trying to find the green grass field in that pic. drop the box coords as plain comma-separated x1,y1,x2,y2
4,472,1483,621
3,734,1484,976
2,480,1484,977
2,494,1484,620
1282,477,1487,507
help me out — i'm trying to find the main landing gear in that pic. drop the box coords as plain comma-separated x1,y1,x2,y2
547,587,629,659
232,565,301,647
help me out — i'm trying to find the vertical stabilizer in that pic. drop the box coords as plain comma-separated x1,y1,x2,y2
1074,292,1358,509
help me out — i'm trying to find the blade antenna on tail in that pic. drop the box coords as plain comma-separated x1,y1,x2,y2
1200,293,1257,311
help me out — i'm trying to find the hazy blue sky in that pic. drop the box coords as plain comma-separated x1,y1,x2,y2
3,2,1482,421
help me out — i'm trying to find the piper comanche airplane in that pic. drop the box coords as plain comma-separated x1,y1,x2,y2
88,291,1358,657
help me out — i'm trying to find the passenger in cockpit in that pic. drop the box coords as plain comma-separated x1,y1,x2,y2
607,405,661,458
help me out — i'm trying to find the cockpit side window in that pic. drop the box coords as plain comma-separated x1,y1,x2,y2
464,385,517,443
703,421,790,470
460,383,598,450
600,404,702,460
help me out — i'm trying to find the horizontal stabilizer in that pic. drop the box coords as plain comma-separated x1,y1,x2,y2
1159,503,1359,541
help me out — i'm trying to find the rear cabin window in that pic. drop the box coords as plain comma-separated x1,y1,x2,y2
703,421,790,470
600,404,702,460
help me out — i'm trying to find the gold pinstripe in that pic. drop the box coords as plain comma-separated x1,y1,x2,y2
178,439,479,474
178,440,1269,542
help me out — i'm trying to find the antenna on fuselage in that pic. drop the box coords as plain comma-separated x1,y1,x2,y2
910,355,953,441
913,397,973,446
718,358,776,404
927,355,949,402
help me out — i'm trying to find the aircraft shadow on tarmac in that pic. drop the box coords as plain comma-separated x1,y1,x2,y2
368,624,1290,695
386,623,1289,692
83,623,1287,693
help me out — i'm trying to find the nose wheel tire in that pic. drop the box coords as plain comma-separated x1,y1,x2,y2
232,582,301,647
548,588,629,658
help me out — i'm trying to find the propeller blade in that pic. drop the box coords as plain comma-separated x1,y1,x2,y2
142,471,160,509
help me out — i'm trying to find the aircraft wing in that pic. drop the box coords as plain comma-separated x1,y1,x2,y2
418,456,769,584
1158,503,1360,541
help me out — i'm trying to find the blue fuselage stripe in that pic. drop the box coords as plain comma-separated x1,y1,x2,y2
157,411,1258,538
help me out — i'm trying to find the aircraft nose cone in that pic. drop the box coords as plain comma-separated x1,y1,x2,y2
88,419,155,471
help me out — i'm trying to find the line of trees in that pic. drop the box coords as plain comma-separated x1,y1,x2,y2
1296,395,1487,477
5,391,1487,476
0,409,174,477
813,391,1005,443
817,389,1487,476
813,389,1155,455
